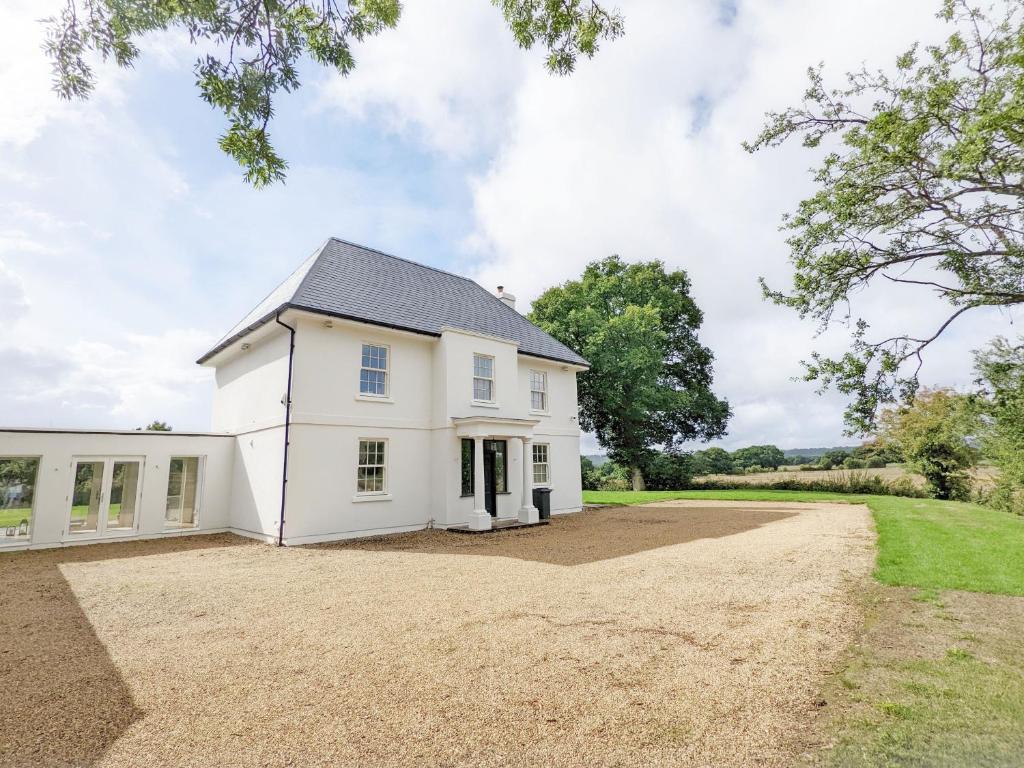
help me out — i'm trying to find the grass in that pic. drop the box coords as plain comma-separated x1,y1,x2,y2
0,506,31,529
820,588,1024,768
1,504,124,531
871,496,1024,596
584,488,873,505
584,490,1024,596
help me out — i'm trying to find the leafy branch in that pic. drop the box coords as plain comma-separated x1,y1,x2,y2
747,0,1024,433
44,0,624,186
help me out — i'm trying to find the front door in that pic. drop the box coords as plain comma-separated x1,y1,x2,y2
67,457,143,538
483,444,497,517
481,439,507,517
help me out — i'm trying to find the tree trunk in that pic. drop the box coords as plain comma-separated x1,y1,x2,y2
630,465,646,491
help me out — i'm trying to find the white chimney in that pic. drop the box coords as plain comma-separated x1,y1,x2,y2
496,285,517,311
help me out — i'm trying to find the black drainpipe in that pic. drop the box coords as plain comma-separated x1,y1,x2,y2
275,313,296,547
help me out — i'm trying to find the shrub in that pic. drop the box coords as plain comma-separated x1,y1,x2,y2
843,457,866,469
866,456,887,468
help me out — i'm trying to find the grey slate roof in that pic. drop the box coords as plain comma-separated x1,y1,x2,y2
198,238,589,367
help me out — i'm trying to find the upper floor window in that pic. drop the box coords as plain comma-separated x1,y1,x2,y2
360,343,389,396
357,439,387,494
530,370,548,412
473,354,494,402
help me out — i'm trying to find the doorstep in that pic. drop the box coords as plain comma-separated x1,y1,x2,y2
446,519,550,534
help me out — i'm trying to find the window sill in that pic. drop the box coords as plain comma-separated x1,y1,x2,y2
529,409,550,417
471,400,500,409
352,493,393,503
355,394,394,404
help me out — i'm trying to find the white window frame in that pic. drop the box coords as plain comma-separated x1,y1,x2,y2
472,353,495,403
164,455,205,530
532,443,550,486
64,455,146,540
529,370,548,413
359,342,390,398
356,438,388,496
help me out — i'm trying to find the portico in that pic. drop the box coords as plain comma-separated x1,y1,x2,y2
451,416,541,531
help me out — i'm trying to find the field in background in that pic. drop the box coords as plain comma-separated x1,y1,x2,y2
695,465,999,490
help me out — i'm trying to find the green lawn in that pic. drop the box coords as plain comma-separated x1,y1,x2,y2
0,507,32,529
1,503,125,532
584,490,1024,596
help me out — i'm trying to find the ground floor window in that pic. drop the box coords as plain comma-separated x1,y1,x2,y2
166,457,201,528
357,439,387,494
1,457,39,540
461,439,474,496
532,443,550,485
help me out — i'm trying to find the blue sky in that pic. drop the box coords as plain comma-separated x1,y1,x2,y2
0,0,1013,451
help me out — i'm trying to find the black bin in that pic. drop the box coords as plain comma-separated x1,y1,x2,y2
532,487,552,520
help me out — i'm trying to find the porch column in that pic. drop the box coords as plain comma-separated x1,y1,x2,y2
519,437,539,524
467,436,491,530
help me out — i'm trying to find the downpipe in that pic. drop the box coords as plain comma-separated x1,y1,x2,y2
275,314,296,547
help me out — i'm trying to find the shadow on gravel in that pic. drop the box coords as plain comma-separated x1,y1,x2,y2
0,534,247,767
326,505,797,566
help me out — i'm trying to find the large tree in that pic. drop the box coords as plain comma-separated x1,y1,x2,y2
745,0,1024,433
44,0,624,186
529,256,730,490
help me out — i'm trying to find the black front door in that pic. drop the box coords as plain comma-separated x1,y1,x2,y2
483,443,498,517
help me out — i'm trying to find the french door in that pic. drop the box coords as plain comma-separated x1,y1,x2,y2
67,457,144,538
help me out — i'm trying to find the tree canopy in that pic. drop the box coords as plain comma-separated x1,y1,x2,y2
876,388,978,500
529,256,730,490
45,0,624,186
746,0,1024,433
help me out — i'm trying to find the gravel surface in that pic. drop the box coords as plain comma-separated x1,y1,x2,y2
0,501,874,767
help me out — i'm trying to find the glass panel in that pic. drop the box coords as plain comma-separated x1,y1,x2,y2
0,458,39,540
108,461,140,530
70,461,104,534
166,457,199,528
461,439,474,496
473,378,493,401
492,441,507,493
473,355,493,378
357,441,386,493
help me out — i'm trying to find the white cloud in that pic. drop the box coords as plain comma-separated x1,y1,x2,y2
314,0,527,157
1,330,215,430
0,258,29,323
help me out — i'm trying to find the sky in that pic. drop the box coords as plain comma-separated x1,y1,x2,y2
0,0,1016,453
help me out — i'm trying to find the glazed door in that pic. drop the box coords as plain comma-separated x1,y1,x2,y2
68,457,143,538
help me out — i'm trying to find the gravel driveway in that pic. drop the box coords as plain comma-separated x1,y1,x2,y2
0,501,874,767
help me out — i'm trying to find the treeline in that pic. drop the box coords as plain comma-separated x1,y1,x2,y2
581,442,902,492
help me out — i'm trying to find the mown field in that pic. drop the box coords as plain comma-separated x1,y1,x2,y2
694,465,999,490
584,489,1024,766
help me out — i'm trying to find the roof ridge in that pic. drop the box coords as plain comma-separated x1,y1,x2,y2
328,236,477,285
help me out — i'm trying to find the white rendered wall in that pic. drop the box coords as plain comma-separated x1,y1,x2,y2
281,316,438,542
207,325,292,541
0,429,234,550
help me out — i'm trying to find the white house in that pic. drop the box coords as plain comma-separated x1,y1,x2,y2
0,238,589,550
